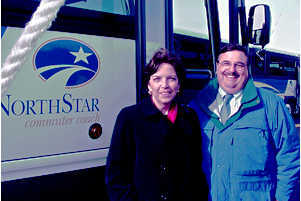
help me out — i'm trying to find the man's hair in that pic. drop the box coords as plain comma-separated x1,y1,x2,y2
218,44,248,63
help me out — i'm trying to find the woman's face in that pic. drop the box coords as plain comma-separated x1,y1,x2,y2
148,63,180,110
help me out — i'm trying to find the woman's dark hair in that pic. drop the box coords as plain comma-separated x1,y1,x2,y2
144,48,185,88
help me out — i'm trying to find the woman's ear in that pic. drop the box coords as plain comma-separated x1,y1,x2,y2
147,84,152,95
176,84,180,93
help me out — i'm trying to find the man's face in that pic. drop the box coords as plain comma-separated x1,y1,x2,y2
216,50,249,94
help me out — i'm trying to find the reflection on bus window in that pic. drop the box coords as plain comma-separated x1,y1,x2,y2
173,0,208,39
34,0,135,16
173,0,212,80
251,49,299,80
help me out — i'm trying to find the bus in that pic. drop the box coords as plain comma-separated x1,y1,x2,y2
2,0,299,200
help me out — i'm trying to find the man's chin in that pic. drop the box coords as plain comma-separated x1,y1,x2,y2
222,85,240,94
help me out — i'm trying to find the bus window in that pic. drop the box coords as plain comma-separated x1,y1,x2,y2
251,50,298,79
33,0,135,16
2,0,135,39
173,0,208,38
173,0,211,70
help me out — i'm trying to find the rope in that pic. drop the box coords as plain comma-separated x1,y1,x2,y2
1,0,66,96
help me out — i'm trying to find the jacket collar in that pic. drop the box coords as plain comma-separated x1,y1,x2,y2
139,96,180,121
139,96,162,118
196,78,261,128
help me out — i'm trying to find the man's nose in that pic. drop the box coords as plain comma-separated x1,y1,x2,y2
228,64,236,72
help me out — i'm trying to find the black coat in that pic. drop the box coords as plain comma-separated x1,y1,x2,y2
105,97,208,201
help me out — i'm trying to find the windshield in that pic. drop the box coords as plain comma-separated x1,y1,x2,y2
173,0,209,40
173,0,300,55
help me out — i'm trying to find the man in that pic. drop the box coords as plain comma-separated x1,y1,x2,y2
189,44,299,201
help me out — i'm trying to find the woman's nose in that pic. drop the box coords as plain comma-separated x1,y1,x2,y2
160,79,169,87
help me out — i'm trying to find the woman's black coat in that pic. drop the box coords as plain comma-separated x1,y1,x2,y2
105,97,208,201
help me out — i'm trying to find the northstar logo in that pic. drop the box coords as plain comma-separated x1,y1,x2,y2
33,37,100,88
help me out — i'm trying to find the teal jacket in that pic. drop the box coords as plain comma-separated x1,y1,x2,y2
189,78,299,201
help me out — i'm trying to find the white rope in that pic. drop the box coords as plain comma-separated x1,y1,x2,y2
1,0,66,96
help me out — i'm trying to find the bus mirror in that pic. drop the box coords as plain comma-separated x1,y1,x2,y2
247,4,271,48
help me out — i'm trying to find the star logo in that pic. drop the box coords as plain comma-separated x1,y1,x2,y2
70,46,93,64
33,37,100,88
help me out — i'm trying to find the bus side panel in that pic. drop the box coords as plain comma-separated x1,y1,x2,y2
1,27,136,181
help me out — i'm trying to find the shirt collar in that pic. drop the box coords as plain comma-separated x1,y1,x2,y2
218,87,243,99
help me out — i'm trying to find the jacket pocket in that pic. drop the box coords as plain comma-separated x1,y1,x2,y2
239,189,274,201
231,121,273,172
232,171,275,201
231,120,276,201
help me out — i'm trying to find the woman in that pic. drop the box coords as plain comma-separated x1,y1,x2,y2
105,48,208,201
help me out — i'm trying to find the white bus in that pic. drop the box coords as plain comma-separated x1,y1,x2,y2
3,0,296,200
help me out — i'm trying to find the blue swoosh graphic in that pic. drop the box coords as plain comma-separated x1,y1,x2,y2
34,38,100,88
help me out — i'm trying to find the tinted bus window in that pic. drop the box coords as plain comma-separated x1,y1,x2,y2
2,0,135,39
32,0,135,16
173,0,212,71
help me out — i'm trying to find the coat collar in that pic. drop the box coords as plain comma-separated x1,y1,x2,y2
139,96,180,121
139,96,162,118
195,78,261,128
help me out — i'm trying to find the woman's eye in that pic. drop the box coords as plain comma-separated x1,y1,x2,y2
168,77,177,81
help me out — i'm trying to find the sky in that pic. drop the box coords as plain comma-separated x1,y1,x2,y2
173,0,300,55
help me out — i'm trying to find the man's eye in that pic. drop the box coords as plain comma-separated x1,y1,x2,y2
236,64,245,68
222,62,231,66
219,61,230,67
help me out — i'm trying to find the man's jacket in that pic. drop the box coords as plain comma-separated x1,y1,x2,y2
189,78,299,201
